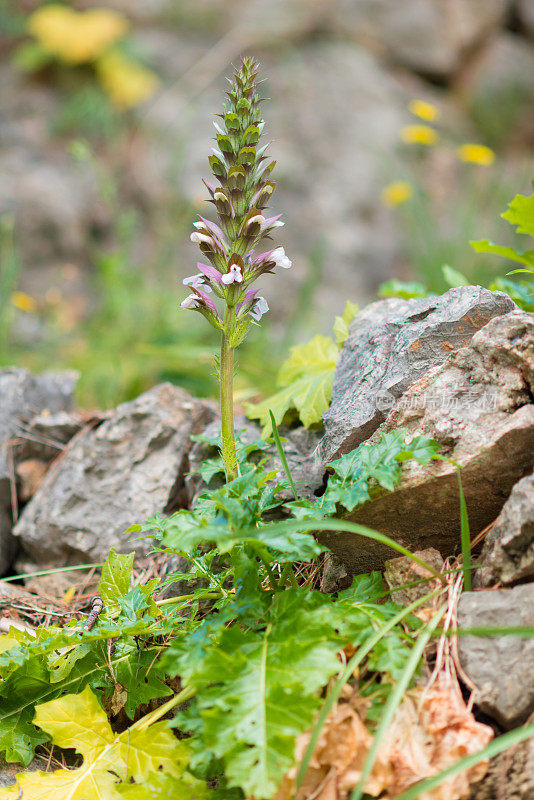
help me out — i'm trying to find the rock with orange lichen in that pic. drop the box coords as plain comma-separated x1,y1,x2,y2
320,287,515,462
319,310,534,574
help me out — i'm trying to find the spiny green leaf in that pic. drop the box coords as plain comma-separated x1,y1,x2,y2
99,548,134,618
322,431,440,513
501,190,534,237
171,591,347,798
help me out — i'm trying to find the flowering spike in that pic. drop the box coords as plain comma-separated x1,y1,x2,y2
180,57,292,482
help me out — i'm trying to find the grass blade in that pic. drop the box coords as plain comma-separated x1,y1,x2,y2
269,409,297,500
0,563,105,584
350,603,447,800
457,467,471,590
392,721,534,800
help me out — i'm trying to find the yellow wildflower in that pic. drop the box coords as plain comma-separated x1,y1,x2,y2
96,51,158,109
456,143,495,166
381,181,413,207
28,5,128,65
400,125,438,146
11,291,37,313
408,99,440,122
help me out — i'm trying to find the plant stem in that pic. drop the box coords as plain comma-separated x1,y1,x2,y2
220,308,238,482
131,684,196,732
156,591,224,608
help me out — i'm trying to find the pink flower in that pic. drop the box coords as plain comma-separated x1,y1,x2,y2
197,262,224,284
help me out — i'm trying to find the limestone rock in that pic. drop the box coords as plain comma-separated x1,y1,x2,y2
0,367,78,575
462,33,534,146
13,384,215,567
457,584,534,729
474,471,534,588
468,735,534,800
329,0,511,78
384,548,445,607
517,0,534,38
318,309,534,573
0,367,78,504
320,287,515,462
0,507,16,577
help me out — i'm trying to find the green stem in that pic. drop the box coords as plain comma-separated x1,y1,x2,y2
155,591,225,608
131,684,196,732
220,309,238,483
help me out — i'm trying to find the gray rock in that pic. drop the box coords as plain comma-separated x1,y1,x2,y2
384,547,445,607
0,368,78,498
13,384,215,567
457,585,534,729
321,287,516,462
318,310,534,573
0,367,78,575
329,0,511,78
468,735,534,800
518,0,534,38
0,753,48,788
320,552,351,593
475,472,534,588
0,65,100,267
0,506,17,577
463,33,534,146
16,411,83,464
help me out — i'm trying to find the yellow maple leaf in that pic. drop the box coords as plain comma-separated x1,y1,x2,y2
0,685,193,799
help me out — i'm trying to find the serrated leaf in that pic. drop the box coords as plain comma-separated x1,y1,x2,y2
501,190,534,237
317,430,441,515
5,686,195,799
0,618,161,765
173,592,346,798
247,335,337,435
110,646,172,718
99,549,134,619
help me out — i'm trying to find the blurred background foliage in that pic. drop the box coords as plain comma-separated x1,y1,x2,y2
0,0,533,408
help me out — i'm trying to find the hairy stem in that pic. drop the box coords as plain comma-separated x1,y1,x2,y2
220,308,238,482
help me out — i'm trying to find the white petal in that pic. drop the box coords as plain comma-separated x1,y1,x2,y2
181,294,199,309
190,232,213,245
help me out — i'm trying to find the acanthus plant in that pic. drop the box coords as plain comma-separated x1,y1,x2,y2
181,56,291,482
